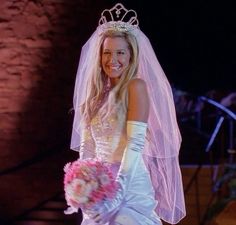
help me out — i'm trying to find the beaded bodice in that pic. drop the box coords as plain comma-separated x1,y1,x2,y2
90,106,127,163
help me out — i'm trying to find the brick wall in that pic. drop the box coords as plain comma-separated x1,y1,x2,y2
0,0,108,220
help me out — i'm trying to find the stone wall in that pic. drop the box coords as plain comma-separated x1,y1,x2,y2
0,0,108,220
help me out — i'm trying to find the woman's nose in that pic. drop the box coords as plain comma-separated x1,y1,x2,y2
109,53,117,62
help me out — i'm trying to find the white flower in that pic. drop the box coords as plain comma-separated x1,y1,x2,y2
64,206,78,215
88,180,99,189
99,174,110,185
65,178,94,204
76,196,89,204
63,162,71,172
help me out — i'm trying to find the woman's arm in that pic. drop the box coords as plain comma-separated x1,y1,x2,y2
127,78,150,122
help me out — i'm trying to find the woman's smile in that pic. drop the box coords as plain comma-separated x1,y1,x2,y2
101,36,131,83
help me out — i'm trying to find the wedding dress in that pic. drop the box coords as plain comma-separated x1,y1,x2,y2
80,103,162,225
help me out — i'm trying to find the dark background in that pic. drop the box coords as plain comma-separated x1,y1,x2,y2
0,0,235,222
100,0,235,94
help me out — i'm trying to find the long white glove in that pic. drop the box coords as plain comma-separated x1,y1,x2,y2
117,120,147,189
92,121,147,223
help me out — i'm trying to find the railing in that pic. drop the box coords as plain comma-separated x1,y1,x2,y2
182,96,236,225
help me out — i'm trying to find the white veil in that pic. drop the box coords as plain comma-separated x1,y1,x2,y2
70,3,186,224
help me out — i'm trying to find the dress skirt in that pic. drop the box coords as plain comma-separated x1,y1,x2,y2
81,160,162,225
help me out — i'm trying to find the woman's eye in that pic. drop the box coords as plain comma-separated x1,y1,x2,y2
118,51,125,55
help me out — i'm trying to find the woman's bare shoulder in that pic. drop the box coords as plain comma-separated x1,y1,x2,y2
128,78,147,92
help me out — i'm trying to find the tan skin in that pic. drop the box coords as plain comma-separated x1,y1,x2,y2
127,78,150,123
92,37,150,223
101,36,150,123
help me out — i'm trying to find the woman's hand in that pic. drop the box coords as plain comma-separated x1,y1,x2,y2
84,180,125,223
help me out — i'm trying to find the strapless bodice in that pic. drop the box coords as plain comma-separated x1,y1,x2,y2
90,108,127,163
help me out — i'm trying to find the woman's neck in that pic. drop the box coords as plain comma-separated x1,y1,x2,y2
110,77,120,87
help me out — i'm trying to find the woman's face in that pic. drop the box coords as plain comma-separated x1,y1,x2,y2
101,36,131,84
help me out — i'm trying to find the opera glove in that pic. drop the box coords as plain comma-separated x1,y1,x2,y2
93,121,147,223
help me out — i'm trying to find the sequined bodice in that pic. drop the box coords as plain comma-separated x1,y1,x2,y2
90,108,127,163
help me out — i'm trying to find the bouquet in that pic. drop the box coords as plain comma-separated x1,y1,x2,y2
63,158,118,214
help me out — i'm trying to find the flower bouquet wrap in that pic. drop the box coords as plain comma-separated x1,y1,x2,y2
63,158,118,214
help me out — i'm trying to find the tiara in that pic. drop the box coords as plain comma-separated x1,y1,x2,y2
98,3,139,32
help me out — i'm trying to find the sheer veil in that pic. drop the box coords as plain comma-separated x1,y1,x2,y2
70,3,186,224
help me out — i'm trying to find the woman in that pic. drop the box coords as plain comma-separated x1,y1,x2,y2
71,3,186,225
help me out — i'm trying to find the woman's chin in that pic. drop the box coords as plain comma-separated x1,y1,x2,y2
107,73,122,80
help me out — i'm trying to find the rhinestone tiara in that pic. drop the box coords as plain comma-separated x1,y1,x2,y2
98,3,139,32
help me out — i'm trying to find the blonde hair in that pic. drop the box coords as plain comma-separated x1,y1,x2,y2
81,29,139,123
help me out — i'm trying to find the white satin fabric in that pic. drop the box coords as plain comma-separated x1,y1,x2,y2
80,106,162,225
82,162,162,225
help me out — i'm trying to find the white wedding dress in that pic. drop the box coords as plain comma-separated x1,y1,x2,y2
80,105,162,225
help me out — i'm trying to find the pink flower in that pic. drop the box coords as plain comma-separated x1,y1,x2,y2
63,158,117,214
